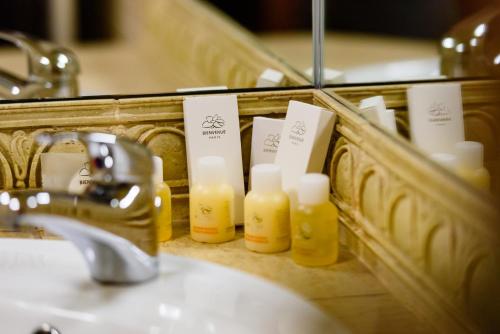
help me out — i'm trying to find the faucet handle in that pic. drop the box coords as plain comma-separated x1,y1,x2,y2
37,132,154,185
0,31,79,98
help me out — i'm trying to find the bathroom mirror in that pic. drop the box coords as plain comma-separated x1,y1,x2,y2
320,0,499,85
0,0,311,101
326,79,500,200
312,0,500,198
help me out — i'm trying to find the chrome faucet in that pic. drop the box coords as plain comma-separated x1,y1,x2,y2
0,31,79,99
0,132,159,284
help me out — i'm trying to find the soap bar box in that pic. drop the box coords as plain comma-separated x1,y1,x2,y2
250,117,284,167
407,83,465,154
41,153,90,193
183,95,245,225
275,100,336,196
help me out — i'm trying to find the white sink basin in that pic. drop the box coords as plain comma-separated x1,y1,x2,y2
0,239,345,333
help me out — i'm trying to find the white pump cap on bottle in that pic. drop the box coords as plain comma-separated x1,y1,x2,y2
152,156,164,185
251,164,282,193
196,155,228,185
455,141,484,170
298,173,330,205
429,152,459,170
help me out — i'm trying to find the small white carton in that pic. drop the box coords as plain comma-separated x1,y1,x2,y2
250,117,284,167
359,95,386,124
274,100,336,195
407,83,465,154
359,96,398,134
382,109,398,134
305,67,345,84
256,69,285,88
41,153,89,192
183,95,245,224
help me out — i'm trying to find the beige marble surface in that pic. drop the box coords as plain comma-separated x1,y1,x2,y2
160,225,433,334
259,31,437,73
0,42,203,97
0,32,437,98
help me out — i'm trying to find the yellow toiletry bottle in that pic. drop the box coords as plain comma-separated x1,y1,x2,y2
190,156,235,243
455,141,490,191
244,164,290,253
153,156,172,242
291,173,338,267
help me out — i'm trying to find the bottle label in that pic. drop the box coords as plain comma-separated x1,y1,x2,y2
191,199,233,236
292,219,336,257
245,206,289,244
245,234,268,243
192,226,218,235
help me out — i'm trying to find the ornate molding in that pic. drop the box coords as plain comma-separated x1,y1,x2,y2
322,85,500,333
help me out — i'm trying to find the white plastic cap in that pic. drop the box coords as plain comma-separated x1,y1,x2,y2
298,173,330,205
196,156,227,185
152,156,164,185
251,164,282,193
430,153,458,170
455,141,484,170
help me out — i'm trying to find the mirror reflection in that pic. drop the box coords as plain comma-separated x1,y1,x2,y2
329,79,500,198
317,1,500,198
320,0,499,84
0,0,310,101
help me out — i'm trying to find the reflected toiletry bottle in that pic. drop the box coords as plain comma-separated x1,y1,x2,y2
153,156,172,242
430,152,459,171
455,141,490,191
291,174,338,267
190,156,235,243
244,164,290,253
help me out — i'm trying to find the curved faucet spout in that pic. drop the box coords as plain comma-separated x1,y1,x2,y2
0,132,159,284
1,186,158,284
17,214,158,284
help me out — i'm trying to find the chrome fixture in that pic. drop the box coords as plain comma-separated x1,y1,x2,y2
0,31,79,99
0,132,158,284
312,0,325,88
32,323,61,334
440,6,500,78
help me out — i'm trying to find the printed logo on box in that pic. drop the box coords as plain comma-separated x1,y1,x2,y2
427,102,452,125
201,114,226,139
79,162,92,185
263,133,280,153
79,162,90,176
289,120,306,144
